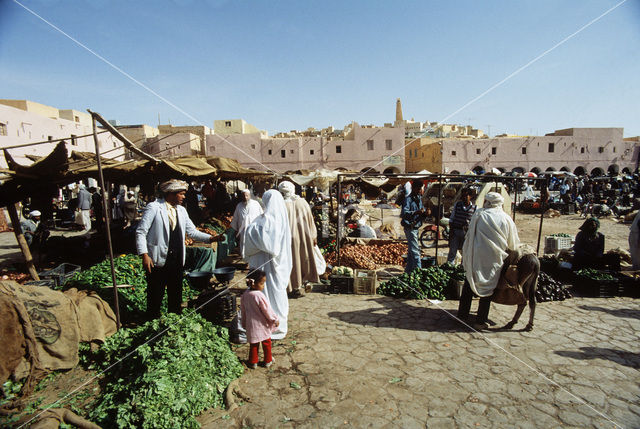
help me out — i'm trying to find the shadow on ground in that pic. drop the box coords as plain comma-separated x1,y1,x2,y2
555,347,640,368
327,295,475,332
579,305,640,320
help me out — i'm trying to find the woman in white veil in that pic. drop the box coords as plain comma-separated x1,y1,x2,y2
243,190,292,340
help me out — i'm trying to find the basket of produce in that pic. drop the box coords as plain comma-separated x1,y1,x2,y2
38,263,81,287
190,287,237,324
574,269,622,297
377,266,449,300
330,266,354,294
535,272,572,302
619,271,640,298
353,269,377,295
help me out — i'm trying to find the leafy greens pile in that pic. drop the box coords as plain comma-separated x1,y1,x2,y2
63,254,199,316
377,265,458,300
85,312,243,428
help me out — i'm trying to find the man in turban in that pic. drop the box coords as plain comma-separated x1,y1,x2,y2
136,179,224,318
457,192,520,330
231,189,263,255
278,181,320,297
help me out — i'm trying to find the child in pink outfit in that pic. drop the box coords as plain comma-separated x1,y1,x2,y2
241,269,279,368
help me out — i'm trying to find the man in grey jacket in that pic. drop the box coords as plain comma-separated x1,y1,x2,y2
136,179,223,318
77,184,93,232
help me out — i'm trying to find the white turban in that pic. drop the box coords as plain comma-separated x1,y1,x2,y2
160,179,188,194
278,181,295,198
30,210,41,217
242,189,251,196
484,192,504,208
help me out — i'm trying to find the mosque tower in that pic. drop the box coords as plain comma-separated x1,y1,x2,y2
396,98,403,123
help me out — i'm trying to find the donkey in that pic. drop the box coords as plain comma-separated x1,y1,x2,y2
499,252,540,331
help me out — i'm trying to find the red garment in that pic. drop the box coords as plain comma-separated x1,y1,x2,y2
248,338,272,364
240,289,279,343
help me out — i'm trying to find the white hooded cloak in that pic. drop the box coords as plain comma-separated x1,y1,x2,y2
462,192,520,297
243,190,292,339
231,190,263,254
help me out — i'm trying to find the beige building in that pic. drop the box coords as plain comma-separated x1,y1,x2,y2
405,128,640,176
206,122,405,173
158,124,212,154
142,133,200,158
0,100,124,168
213,119,267,137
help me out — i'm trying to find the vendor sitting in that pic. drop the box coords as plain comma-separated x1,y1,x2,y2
345,210,376,239
573,217,617,270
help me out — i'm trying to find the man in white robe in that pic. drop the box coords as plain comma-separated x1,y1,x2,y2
457,192,520,330
278,181,320,296
243,190,292,340
231,189,263,255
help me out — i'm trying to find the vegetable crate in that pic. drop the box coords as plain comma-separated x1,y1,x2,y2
544,236,572,254
619,271,640,298
574,276,622,298
38,263,81,287
353,270,377,295
330,276,353,294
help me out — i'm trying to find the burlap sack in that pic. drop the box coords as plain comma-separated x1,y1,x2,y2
0,294,28,384
0,281,80,372
63,288,117,343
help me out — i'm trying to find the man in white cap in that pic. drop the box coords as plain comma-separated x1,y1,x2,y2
136,179,224,318
230,189,263,255
21,210,41,247
457,192,520,330
278,181,320,297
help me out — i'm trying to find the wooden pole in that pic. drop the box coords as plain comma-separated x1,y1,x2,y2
92,118,121,329
435,174,443,254
7,204,40,281
336,174,342,266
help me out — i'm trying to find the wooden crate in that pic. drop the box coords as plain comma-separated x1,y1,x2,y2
330,276,353,294
353,269,377,295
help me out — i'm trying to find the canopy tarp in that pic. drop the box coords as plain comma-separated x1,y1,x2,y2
205,156,273,179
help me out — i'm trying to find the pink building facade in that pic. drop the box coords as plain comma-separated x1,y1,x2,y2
205,124,405,174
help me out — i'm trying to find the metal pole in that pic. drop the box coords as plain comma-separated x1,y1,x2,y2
92,118,121,329
513,177,519,221
336,174,342,266
7,204,40,281
536,178,549,255
435,174,442,256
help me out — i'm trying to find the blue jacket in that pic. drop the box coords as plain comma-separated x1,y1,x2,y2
401,194,424,229
135,198,211,267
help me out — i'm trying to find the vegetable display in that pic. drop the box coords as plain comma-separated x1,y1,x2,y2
575,268,617,281
63,254,199,316
84,312,243,429
535,272,572,302
331,266,354,277
325,243,408,270
377,266,451,300
549,233,571,238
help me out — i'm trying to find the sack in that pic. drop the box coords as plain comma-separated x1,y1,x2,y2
492,264,527,305
74,210,84,226
313,245,327,274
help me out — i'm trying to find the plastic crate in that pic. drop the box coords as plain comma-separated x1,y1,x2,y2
38,263,81,286
24,279,56,287
330,275,353,294
544,236,572,254
353,269,377,295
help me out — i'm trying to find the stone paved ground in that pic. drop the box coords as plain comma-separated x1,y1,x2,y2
199,292,640,429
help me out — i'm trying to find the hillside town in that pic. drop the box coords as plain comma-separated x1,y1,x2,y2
1,94,639,428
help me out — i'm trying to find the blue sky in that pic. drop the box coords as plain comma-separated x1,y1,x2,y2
1,0,639,137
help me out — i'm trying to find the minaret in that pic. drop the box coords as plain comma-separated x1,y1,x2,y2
396,98,403,123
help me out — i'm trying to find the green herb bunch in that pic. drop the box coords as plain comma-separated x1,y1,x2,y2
377,266,453,300
63,254,199,316
575,268,616,281
86,312,243,428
